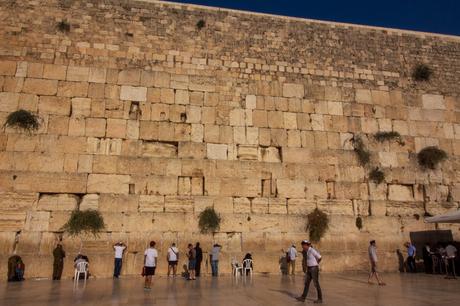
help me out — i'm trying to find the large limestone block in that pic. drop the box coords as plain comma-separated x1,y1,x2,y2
276,179,305,198
66,66,89,82
0,60,16,76
14,172,87,193
237,145,258,160
0,211,27,231
207,143,227,160
142,141,177,158
118,69,141,86
287,198,316,215
164,196,193,213
178,142,205,159
39,96,71,115
388,184,414,202
120,86,147,101
378,152,398,168
233,197,251,214
0,192,37,211
422,94,445,110
23,78,58,95
258,147,281,163
318,200,354,216
99,194,139,212
268,198,287,214
283,83,304,98
37,194,78,211
80,194,99,210
24,211,50,231
138,195,164,212
0,92,19,112
145,176,178,196
282,147,312,163
386,201,424,217
219,178,261,197
87,174,130,194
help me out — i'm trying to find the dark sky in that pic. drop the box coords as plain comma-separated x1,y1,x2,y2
165,0,460,36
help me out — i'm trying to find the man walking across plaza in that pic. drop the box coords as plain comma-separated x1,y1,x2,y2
367,240,385,285
296,240,323,304
113,242,126,278
52,243,65,280
167,243,179,277
405,242,417,273
143,241,158,290
210,243,222,277
287,244,298,275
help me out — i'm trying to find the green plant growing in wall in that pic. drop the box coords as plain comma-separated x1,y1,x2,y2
374,131,404,145
369,167,385,184
355,216,363,230
196,19,206,30
352,135,370,166
198,207,221,234
4,109,40,132
412,64,432,82
417,146,447,170
62,209,105,252
306,208,329,243
57,20,71,32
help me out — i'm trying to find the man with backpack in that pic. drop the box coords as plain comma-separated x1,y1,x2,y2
167,242,179,277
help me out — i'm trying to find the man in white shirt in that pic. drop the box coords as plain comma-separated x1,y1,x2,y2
113,242,126,278
296,240,323,304
143,241,158,290
287,244,297,275
367,240,385,285
167,243,179,277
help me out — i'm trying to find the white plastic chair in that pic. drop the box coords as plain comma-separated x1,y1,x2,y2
243,259,253,276
74,261,88,285
231,259,243,277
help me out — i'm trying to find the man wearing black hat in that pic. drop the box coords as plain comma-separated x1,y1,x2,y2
296,240,323,304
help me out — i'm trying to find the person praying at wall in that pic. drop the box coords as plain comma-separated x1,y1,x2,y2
52,244,66,280
7,255,25,282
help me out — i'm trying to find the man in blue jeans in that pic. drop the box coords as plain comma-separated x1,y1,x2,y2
113,242,126,278
210,243,222,276
405,242,417,273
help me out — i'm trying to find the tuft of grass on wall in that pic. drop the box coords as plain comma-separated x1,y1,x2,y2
369,167,385,185
61,209,105,237
355,216,363,230
352,135,370,166
198,207,221,234
374,131,404,145
57,20,71,32
196,19,206,30
4,109,40,132
417,146,447,170
306,208,329,243
412,64,432,82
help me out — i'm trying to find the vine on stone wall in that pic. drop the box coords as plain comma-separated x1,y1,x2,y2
198,207,221,234
412,64,432,82
417,146,447,170
4,109,40,132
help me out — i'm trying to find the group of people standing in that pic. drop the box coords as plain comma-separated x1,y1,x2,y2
141,241,222,290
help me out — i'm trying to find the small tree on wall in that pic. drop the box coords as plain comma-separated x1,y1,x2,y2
198,207,221,234
4,109,40,132
61,209,105,252
417,146,447,170
306,208,329,243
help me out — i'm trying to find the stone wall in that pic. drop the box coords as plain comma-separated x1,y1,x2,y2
0,0,460,279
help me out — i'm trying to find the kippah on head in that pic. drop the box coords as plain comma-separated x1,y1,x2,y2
301,240,311,245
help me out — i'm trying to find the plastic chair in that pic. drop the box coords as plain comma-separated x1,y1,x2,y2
74,261,88,285
231,259,243,277
242,259,253,276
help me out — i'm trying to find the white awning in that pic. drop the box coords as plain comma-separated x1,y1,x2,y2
425,210,460,224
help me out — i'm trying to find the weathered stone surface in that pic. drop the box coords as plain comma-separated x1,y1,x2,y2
37,194,78,211
87,174,130,194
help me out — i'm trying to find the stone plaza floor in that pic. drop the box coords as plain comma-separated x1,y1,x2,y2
0,273,458,306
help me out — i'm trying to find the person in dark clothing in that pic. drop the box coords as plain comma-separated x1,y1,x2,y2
53,244,66,280
7,255,25,282
195,242,203,277
422,243,433,274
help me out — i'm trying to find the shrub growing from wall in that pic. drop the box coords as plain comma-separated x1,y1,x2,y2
198,207,221,234
306,208,329,243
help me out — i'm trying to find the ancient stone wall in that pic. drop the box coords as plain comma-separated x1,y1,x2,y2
0,0,460,278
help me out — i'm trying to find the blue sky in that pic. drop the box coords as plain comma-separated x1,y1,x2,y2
166,0,460,36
